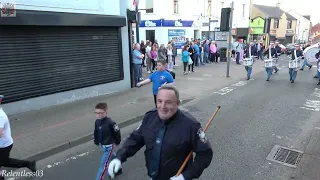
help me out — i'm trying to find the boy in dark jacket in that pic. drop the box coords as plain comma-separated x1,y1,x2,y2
94,102,122,180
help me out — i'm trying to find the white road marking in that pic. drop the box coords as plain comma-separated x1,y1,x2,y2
300,88,320,112
213,79,253,95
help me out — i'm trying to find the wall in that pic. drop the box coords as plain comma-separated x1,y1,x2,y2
2,0,131,115
270,13,287,38
223,0,251,28
138,0,196,20
287,11,311,42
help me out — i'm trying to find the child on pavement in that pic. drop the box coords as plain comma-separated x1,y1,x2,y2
93,102,122,180
136,59,175,107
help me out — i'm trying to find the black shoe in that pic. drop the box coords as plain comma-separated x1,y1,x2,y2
291,80,294,83
300,68,303,71
314,76,318,78
266,79,269,81
317,82,320,85
309,65,312,70
27,161,37,172
247,78,250,80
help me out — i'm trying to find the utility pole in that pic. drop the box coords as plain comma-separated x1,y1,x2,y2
135,0,140,43
226,1,234,78
247,0,253,43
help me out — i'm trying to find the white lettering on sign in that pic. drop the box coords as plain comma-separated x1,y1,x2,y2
145,20,156,27
174,21,183,27
213,79,253,95
300,88,320,112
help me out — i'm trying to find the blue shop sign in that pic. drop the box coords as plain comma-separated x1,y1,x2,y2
162,20,193,27
139,20,193,27
139,20,162,27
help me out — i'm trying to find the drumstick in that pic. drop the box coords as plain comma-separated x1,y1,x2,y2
175,106,221,177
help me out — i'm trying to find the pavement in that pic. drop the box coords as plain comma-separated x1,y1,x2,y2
4,57,320,180
6,57,266,162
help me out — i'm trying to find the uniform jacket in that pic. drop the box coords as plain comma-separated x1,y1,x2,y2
291,49,304,60
245,46,257,58
94,117,121,146
264,47,278,59
116,109,213,180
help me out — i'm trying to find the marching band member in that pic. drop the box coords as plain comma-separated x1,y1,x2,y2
289,44,303,83
299,43,312,70
274,41,282,73
244,42,257,80
315,49,320,85
264,42,278,81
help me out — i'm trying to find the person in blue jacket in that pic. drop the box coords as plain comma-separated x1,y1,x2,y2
181,45,190,75
136,59,175,107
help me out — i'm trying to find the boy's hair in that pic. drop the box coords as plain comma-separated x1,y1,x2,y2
95,102,107,111
157,59,167,66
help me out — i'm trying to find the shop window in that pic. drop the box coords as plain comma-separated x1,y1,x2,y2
146,0,154,13
287,20,292,29
273,19,279,28
173,0,179,14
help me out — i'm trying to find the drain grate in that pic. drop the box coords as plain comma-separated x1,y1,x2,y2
266,145,303,168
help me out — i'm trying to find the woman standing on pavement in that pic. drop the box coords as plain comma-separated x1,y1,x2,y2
188,42,196,73
181,45,190,75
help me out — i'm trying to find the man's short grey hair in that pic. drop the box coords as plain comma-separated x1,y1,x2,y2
158,85,179,101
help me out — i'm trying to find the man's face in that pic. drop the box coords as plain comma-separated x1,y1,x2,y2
157,62,165,71
157,89,179,120
135,44,141,50
295,46,300,50
95,108,107,120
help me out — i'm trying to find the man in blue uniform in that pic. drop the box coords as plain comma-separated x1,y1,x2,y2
264,42,278,81
244,42,257,80
290,44,304,83
107,86,213,180
93,102,122,180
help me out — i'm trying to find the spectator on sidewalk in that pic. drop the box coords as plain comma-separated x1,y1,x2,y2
132,43,144,87
0,95,36,180
136,59,175,107
94,102,122,180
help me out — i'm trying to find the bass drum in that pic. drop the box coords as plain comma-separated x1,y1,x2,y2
303,46,320,62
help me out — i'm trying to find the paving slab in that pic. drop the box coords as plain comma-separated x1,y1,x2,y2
6,59,265,161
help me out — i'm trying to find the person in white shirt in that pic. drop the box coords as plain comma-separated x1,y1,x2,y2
0,95,36,180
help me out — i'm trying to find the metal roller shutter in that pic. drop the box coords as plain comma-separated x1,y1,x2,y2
0,26,124,104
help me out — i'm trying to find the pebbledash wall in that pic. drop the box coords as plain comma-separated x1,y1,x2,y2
1,0,131,115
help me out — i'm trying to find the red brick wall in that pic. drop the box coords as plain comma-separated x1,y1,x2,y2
311,23,320,43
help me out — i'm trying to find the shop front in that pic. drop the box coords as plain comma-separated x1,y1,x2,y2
285,30,295,44
250,17,265,41
139,19,194,54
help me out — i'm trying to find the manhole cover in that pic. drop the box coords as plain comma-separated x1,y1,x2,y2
266,145,303,168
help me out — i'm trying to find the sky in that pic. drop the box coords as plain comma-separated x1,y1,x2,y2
253,0,319,24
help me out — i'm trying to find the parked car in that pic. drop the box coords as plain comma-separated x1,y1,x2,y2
285,44,295,55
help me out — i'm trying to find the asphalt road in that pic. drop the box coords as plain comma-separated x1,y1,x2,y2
7,58,320,180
